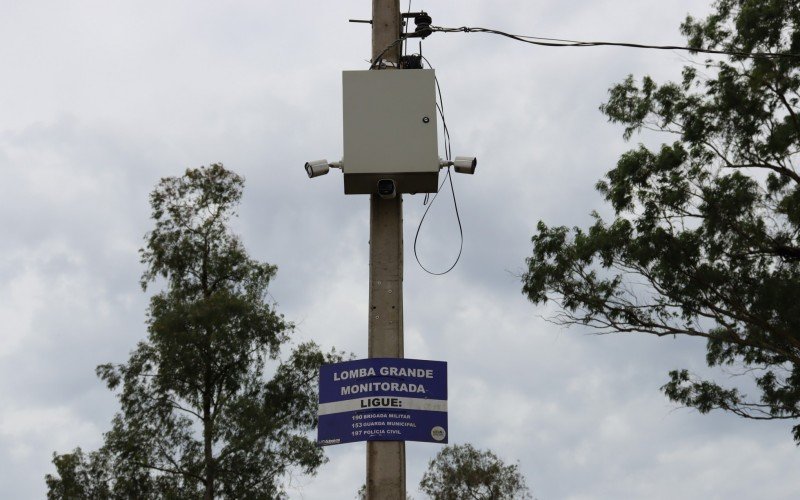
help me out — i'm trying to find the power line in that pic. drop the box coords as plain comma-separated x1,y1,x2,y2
431,26,800,59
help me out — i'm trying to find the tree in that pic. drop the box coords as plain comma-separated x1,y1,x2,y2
418,444,532,500
46,164,342,498
45,448,113,499
522,0,800,440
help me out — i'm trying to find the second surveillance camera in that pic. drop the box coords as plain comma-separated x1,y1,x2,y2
453,156,477,174
377,179,396,199
305,160,330,178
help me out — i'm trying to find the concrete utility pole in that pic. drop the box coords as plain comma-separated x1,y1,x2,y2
367,0,405,499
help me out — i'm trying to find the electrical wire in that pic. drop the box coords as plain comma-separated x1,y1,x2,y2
413,167,464,276
413,55,464,276
431,26,800,59
421,56,452,164
370,35,465,275
403,0,412,56
370,38,404,69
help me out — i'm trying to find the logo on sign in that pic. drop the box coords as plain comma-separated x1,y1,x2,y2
431,426,446,441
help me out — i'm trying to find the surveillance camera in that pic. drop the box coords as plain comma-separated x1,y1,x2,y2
453,156,477,174
305,160,330,178
377,179,396,199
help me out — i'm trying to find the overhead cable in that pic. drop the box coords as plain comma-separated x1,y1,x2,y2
431,26,800,59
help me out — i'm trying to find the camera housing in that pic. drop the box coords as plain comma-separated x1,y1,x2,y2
453,156,477,175
305,160,330,178
342,70,439,195
377,179,397,199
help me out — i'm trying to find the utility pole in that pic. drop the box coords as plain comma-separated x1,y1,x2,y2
367,0,404,499
308,4,472,496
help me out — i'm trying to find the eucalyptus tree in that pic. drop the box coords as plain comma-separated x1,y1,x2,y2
523,0,800,440
418,444,532,500
47,164,340,498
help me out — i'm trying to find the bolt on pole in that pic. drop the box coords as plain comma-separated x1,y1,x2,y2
366,0,405,499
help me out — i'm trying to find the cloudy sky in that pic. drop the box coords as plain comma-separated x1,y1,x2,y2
3,1,800,499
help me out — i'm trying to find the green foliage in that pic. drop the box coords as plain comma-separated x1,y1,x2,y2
418,444,532,500
523,0,800,441
45,448,113,500
47,164,343,498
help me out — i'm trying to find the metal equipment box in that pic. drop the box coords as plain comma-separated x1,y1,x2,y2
342,69,439,195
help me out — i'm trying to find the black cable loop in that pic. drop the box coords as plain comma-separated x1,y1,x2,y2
412,55,464,276
413,167,464,276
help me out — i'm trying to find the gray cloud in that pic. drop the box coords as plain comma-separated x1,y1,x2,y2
3,1,798,499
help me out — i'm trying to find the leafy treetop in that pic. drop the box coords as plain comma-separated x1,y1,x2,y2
523,0,800,441
419,443,532,500
47,164,342,499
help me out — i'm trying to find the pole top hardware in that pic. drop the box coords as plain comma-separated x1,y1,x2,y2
402,11,433,39
349,11,433,39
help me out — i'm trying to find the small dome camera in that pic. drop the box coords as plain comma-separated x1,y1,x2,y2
377,179,397,199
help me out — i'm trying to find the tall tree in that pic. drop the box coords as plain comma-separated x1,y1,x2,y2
418,444,532,500
46,164,341,498
522,0,800,440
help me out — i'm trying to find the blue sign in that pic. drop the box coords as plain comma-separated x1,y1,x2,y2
318,358,447,446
